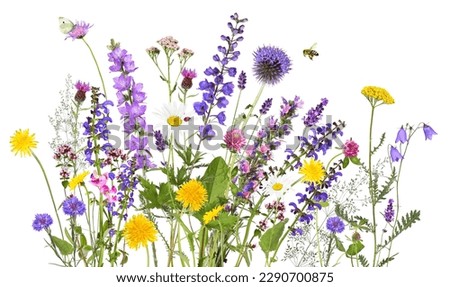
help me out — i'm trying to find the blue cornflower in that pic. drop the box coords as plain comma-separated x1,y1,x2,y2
423,124,437,140
32,213,53,232
253,45,291,85
62,196,86,217
326,216,345,233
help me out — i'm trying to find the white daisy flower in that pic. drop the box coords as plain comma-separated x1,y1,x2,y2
264,174,293,199
153,102,192,135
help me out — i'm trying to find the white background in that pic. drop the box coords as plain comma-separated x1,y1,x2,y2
0,0,448,285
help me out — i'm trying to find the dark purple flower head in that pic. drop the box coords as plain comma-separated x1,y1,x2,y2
423,124,437,140
326,216,345,233
259,98,273,115
390,146,403,162
74,81,90,103
395,126,408,144
384,199,395,223
238,71,247,90
154,130,166,152
253,45,291,85
62,196,86,217
303,98,328,127
291,227,303,236
32,213,53,232
181,68,197,90
67,21,92,40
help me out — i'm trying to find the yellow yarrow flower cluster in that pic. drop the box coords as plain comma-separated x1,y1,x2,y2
68,171,90,190
203,206,224,225
176,179,208,212
361,86,395,104
10,129,38,157
123,214,158,250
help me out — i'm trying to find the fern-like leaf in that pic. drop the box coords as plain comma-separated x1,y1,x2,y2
378,254,396,267
371,132,386,156
376,167,397,203
381,210,421,249
358,254,370,267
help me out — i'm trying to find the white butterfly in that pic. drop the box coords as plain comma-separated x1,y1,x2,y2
59,17,74,34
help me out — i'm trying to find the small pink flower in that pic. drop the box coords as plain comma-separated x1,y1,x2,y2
181,68,197,79
100,185,118,203
245,145,255,157
90,172,108,188
224,129,246,152
259,144,269,154
343,139,359,157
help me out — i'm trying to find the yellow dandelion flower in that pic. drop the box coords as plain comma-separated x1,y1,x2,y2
361,86,395,104
10,129,38,157
203,205,224,225
299,158,326,184
176,179,208,212
123,214,158,250
68,171,90,191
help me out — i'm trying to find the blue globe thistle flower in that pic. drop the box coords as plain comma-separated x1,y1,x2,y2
395,126,408,144
326,216,345,233
390,146,403,162
32,213,53,232
253,45,291,85
63,196,86,217
423,124,437,140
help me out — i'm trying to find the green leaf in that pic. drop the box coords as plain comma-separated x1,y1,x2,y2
334,235,345,252
346,241,364,256
259,220,287,254
358,254,370,267
380,210,421,249
207,213,238,231
201,157,229,203
350,156,361,165
51,236,74,256
343,157,349,168
139,180,161,209
159,182,174,207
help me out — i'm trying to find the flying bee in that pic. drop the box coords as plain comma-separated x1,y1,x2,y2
303,42,319,60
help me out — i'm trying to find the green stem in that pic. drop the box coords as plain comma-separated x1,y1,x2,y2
146,245,150,267
82,39,107,98
234,194,266,266
315,209,323,267
32,152,64,239
198,226,207,267
368,104,377,267
152,242,158,267
240,84,266,129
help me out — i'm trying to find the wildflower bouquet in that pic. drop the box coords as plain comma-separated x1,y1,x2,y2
11,12,437,267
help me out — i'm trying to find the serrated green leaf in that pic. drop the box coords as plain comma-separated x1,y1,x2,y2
201,157,229,203
51,236,74,256
259,220,287,254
